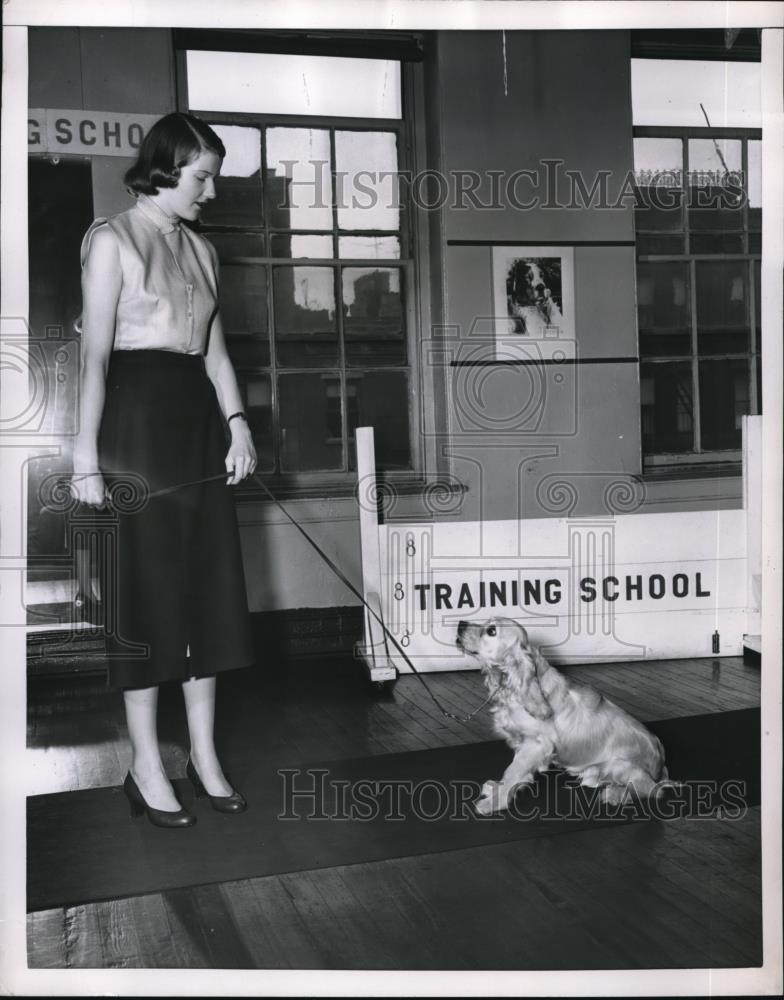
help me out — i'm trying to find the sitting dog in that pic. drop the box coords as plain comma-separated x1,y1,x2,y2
456,617,673,815
507,260,564,336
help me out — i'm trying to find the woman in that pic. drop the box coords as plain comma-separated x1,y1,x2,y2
70,113,256,828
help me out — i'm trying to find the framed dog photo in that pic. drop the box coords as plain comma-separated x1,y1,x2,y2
492,246,576,355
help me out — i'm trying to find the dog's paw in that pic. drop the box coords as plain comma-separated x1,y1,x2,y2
473,794,499,816
474,780,505,816
600,784,629,806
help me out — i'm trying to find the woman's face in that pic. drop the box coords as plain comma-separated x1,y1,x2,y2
157,149,222,222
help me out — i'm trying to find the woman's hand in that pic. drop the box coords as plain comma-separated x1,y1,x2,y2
225,420,257,485
69,468,107,507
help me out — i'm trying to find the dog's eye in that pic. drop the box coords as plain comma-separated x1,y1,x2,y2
485,626,497,637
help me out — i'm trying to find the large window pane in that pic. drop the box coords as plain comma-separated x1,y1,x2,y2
339,235,400,259
632,60,761,128
699,359,749,450
688,138,743,233
336,131,399,231
688,138,742,177
221,264,269,368
343,267,406,367
689,233,744,254
640,362,694,453
279,373,343,471
347,372,411,471
633,137,684,234
637,234,685,255
188,51,401,119
273,266,337,367
266,128,332,231
271,234,333,259
201,125,262,228
236,372,274,470
208,232,265,260
634,137,683,181
636,262,691,356
696,260,749,354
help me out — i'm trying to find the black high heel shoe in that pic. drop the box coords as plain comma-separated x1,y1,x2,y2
186,757,247,813
123,772,196,828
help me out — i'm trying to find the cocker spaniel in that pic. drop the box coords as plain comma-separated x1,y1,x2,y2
456,617,674,815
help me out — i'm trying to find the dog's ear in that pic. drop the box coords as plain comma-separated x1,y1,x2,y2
503,640,552,721
522,670,553,721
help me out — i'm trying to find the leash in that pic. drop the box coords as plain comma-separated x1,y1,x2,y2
67,469,493,723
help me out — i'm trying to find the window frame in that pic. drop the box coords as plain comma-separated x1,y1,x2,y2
176,48,438,501
634,123,762,471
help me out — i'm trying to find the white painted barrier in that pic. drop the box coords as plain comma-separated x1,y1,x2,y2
356,428,751,674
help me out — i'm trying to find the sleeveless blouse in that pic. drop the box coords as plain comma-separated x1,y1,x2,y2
80,194,219,355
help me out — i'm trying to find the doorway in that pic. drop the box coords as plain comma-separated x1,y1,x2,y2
27,156,94,619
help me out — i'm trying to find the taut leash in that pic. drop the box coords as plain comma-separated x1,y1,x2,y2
65,469,492,723
246,471,493,723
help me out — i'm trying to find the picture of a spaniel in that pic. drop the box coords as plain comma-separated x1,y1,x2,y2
506,258,564,336
456,617,674,815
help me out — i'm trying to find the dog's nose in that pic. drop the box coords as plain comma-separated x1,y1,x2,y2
456,620,469,646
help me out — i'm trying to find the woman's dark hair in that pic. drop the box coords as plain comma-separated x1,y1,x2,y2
124,113,226,196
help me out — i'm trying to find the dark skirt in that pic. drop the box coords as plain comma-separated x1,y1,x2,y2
96,349,254,690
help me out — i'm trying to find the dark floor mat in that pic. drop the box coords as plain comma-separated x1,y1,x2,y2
27,708,759,912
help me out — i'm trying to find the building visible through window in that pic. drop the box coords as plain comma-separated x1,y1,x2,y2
632,57,762,468
184,48,412,485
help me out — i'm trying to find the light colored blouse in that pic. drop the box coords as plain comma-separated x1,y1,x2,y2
80,193,219,355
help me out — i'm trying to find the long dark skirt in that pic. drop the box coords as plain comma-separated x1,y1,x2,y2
96,349,254,690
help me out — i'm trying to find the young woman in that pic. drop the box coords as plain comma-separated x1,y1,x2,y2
71,113,256,827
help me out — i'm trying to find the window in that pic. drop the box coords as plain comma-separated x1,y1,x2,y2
632,58,762,468
184,49,416,489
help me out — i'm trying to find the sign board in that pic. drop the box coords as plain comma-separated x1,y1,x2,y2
367,509,746,670
28,109,159,158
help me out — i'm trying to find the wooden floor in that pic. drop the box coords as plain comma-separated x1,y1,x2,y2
26,655,762,970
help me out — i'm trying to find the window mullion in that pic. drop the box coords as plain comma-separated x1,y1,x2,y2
682,136,690,256
689,257,701,453
329,127,349,474
742,138,749,254
748,258,759,415
684,136,701,455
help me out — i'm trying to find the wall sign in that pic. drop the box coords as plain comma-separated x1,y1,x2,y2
28,109,159,158
367,509,747,669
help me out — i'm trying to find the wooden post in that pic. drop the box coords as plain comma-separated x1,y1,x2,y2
355,427,397,682
742,414,762,653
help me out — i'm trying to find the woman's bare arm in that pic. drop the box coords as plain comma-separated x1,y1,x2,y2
204,312,257,485
71,225,122,504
